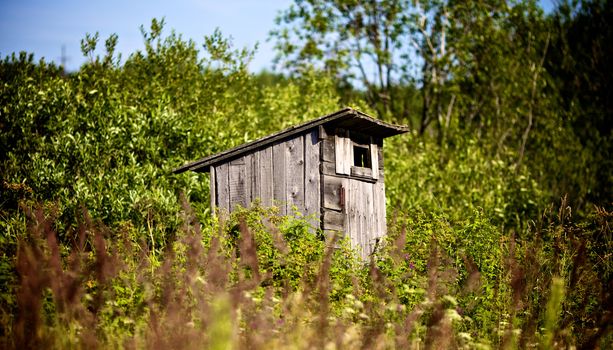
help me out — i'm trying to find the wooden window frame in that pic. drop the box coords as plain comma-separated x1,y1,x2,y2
335,129,379,180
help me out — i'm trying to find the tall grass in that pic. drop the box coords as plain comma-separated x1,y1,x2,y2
2,198,611,349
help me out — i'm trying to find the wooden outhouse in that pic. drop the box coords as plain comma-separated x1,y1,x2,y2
173,108,408,257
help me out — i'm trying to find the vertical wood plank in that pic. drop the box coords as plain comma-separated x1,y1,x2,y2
347,179,358,254
334,132,344,174
370,138,379,180
318,125,328,140
358,180,366,258
244,153,254,207
360,180,367,258
272,142,287,215
378,142,385,172
286,135,305,214
372,179,380,242
358,180,365,257
259,147,274,207
210,166,217,214
216,162,230,212
377,180,387,238
335,129,351,175
344,131,352,174
253,151,261,202
321,138,335,162
229,158,246,211
304,130,321,229
365,181,374,257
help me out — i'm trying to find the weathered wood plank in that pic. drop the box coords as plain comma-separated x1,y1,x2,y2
358,180,365,257
370,139,379,180
286,135,305,214
377,179,387,238
229,157,246,211
348,179,359,256
334,129,345,174
322,175,344,211
253,150,261,202
272,142,287,215
304,130,320,229
323,209,345,231
359,180,367,258
258,146,274,207
216,162,230,212
350,166,373,179
372,179,380,243
318,125,328,140
321,138,335,163
244,153,254,206
210,166,217,213
320,161,335,176
335,129,351,175
364,180,374,257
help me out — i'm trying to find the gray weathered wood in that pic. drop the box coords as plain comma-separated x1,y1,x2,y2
342,178,381,259
229,157,246,211
210,165,217,213
304,130,320,229
216,162,230,212
257,146,274,207
318,125,328,140
320,161,335,176
286,135,304,214
321,138,335,162
272,142,287,214
364,180,374,257
322,175,344,211
350,166,373,179
173,108,408,174
253,150,261,201
323,209,345,231
370,139,379,180
372,179,380,242
181,110,401,260
359,180,367,258
244,153,254,205
376,179,387,238
335,129,351,175
347,178,358,254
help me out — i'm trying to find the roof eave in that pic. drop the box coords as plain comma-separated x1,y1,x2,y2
173,108,408,174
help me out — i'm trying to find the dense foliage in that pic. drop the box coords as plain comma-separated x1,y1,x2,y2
1,1,611,348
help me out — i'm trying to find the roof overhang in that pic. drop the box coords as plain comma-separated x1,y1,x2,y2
173,107,408,174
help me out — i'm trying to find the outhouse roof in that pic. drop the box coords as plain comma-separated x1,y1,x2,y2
173,107,408,174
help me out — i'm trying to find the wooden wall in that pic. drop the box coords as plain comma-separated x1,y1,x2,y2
321,127,386,259
211,129,321,228
211,126,387,259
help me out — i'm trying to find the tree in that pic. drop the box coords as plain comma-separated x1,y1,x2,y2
271,0,413,122
271,0,554,144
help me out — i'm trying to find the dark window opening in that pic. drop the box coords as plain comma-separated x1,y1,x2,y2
353,145,371,168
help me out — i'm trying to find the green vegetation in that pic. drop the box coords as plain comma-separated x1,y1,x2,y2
1,1,611,348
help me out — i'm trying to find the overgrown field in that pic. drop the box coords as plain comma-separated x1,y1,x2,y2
1,3,612,348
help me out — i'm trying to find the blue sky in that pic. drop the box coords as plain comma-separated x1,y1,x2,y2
0,0,293,72
1,0,555,73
